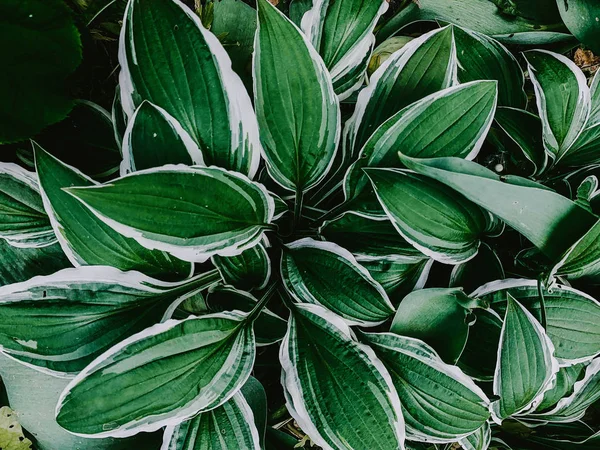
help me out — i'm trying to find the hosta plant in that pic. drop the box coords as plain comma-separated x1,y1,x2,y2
2,0,600,449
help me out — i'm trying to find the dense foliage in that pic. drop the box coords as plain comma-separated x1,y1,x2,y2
2,1,600,450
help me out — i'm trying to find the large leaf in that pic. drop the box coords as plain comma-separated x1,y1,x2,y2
121,101,204,174
390,288,483,363
366,168,495,264
376,0,572,45
66,166,275,263
254,0,339,193
344,81,497,202
0,0,82,143
0,266,220,375
120,0,260,176
557,0,600,54
453,26,525,108
56,312,255,437
319,211,426,261
0,163,55,248
162,392,261,450
0,239,70,287
301,0,389,99
491,295,558,421
523,50,591,163
281,238,394,326
212,242,271,291
473,279,600,364
360,332,490,443
362,258,432,301
495,107,548,177
401,155,598,261
34,144,191,279
280,303,406,450
345,26,456,160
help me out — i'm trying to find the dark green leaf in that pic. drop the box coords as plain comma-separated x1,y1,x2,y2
212,243,271,291
557,0,600,53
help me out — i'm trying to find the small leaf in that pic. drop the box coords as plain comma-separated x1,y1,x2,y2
491,295,558,422
206,285,286,346
212,242,271,291
0,407,33,450
390,288,481,363
280,303,406,450
401,155,598,262
301,0,389,99
553,219,600,281
366,168,495,264
523,50,591,163
473,279,600,364
120,0,260,176
450,242,505,294
0,266,220,375
66,166,274,263
34,143,192,279
458,422,491,450
535,364,584,413
281,238,394,326
162,392,261,450
557,0,600,54
344,80,498,202
362,259,432,300
0,163,55,248
360,332,490,443
254,0,340,192
121,101,204,174
56,312,255,437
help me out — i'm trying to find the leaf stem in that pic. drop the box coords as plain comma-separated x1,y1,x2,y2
246,283,278,323
293,188,304,233
312,200,348,225
537,277,548,330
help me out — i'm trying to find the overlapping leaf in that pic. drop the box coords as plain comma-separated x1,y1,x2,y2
212,242,271,291
120,0,260,176
56,312,255,437
66,166,274,263
254,0,340,193
280,303,406,450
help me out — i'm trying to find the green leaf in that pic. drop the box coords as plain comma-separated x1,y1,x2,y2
211,0,257,88
0,407,32,450
366,168,495,264
450,242,505,294
34,144,191,279
280,303,405,450
0,163,55,248
254,0,340,192
345,81,497,202
162,391,261,450
281,238,394,326
376,0,572,45
473,279,600,364
459,422,491,450
206,285,286,346
557,0,600,54
529,358,600,423
390,288,482,363
240,376,268,448
362,259,432,300
457,308,503,382
553,220,600,281
535,364,584,412
453,26,526,108
400,155,598,262
523,50,591,163
56,312,255,437
491,295,558,421
0,0,82,143
212,242,271,291
112,87,128,146
345,26,456,160
121,101,204,173
495,107,548,176
360,332,490,443
0,266,220,375
120,0,260,176
491,0,561,22
0,239,70,287
301,0,389,99
36,100,121,179
560,123,600,167
66,166,274,263
319,211,427,261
